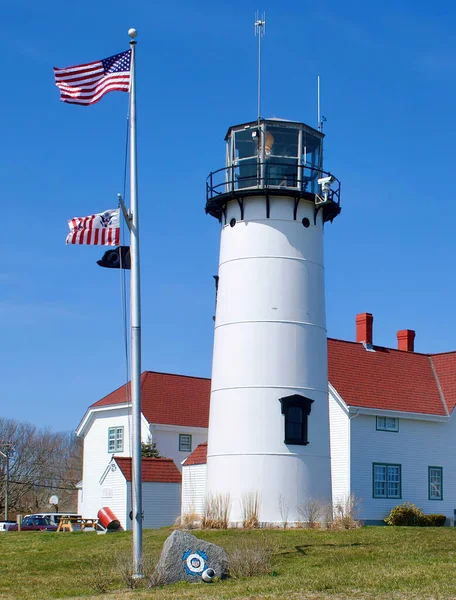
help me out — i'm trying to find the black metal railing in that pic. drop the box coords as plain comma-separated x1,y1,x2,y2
206,162,341,207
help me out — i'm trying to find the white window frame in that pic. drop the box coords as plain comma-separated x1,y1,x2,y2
429,467,443,500
376,416,399,432
179,434,192,452
108,426,124,453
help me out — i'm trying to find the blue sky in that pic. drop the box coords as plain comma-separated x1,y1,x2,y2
2,0,456,431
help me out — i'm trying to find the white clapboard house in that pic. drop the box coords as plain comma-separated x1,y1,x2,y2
77,314,456,527
76,372,210,530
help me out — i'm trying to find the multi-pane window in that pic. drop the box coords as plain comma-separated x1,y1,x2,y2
373,463,401,498
429,467,443,500
286,406,303,442
279,394,314,445
179,434,192,452
108,427,124,453
376,417,399,432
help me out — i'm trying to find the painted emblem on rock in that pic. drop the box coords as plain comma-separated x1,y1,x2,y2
182,549,208,576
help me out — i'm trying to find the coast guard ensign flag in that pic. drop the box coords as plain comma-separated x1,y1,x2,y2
54,50,131,106
66,209,120,246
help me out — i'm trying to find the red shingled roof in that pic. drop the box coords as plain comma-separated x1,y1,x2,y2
327,339,447,416
91,371,210,428
429,352,456,413
184,443,208,466
114,457,181,483
88,343,456,421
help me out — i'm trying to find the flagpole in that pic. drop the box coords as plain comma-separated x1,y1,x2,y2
128,27,143,577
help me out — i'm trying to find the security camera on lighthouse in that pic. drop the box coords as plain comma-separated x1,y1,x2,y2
204,118,341,525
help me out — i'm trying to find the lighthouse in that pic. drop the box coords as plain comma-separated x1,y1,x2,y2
204,118,341,524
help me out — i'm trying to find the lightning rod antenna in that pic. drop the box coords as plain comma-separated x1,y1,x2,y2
318,75,321,132
255,11,266,128
317,75,327,132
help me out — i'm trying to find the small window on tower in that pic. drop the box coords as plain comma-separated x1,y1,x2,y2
279,395,314,445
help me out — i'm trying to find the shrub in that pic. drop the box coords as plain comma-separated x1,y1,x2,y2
228,536,275,577
175,511,201,530
241,491,261,529
332,494,363,530
297,495,362,529
202,493,231,529
141,439,160,458
297,498,323,528
278,493,289,528
114,552,156,589
385,502,424,526
85,559,115,594
421,514,446,527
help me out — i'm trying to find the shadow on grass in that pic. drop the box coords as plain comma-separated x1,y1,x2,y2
279,542,365,558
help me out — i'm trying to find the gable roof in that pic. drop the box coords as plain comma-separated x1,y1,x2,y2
428,352,456,413
114,457,181,483
83,343,456,425
90,371,210,428
184,442,208,466
327,339,448,416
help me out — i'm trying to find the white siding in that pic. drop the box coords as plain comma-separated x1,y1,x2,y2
350,413,456,522
99,463,128,529
329,387,350,503
78,408,149,519
126,482,181,529
149,426,207,472
182,464,207,516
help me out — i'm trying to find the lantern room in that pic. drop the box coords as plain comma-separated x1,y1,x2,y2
205,118,341,223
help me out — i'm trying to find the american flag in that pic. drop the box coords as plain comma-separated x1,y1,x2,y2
66,209,120,246
54,50,131,106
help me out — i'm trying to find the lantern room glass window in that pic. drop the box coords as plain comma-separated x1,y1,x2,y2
264,126,299,158
226,121,323,193
302,130,322,194
264,125,299,189
232,128,259,189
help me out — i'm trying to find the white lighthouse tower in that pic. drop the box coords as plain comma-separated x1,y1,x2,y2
204,117,341,524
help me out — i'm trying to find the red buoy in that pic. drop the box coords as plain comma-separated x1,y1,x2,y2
97,507,120,530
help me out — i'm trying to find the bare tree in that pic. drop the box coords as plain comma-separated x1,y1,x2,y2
0,419,82,518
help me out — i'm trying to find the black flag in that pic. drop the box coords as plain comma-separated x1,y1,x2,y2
97,246,131,269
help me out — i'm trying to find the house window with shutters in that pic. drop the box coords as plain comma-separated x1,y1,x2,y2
108,427,124,453
279,394,314,445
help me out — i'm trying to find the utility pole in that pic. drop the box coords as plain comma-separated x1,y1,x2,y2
0,443,14,520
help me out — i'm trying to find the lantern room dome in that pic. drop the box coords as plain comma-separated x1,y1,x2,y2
206,118,341,223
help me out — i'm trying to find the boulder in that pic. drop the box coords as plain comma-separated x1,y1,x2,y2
155,530,229,584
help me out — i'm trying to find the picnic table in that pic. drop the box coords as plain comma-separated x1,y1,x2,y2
56,516,98,532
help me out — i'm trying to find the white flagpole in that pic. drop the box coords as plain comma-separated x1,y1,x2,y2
128,27,143,577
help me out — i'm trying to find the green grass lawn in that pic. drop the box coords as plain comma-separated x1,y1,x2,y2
1,527,456,600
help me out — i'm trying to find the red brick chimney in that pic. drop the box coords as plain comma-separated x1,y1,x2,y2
397,329,415,352
356,313,373,345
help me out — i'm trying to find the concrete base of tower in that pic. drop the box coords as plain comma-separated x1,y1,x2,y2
206,453,332,525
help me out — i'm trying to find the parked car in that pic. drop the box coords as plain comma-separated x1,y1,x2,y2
0,521,16,532
7,516,57,532
24,513,80,527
